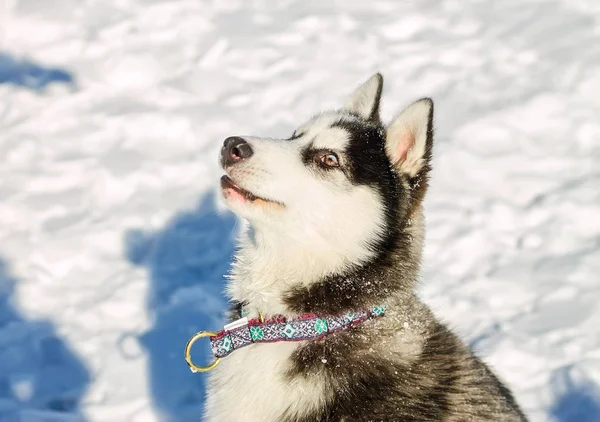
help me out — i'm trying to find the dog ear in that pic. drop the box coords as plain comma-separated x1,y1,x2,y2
385,98,434,178
343,73,383,123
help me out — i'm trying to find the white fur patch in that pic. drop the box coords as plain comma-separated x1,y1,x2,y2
311,126,352,152
204,342,328,421
227,179,384,316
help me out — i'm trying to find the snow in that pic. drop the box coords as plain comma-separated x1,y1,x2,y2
0,0,599,420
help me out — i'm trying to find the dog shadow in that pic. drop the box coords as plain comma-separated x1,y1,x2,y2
0,52,75,91
0,258,90,421
550,366,600,422
123,192,236,421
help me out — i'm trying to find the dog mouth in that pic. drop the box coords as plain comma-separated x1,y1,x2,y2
220,175,283,207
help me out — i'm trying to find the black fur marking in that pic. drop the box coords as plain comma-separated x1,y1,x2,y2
227,300,244,321
285,321,526,422
367,73,384,124
300,141,317,168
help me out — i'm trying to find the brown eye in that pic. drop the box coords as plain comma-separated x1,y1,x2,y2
320,153,340,168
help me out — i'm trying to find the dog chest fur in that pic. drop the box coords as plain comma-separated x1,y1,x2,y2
204,340,327,421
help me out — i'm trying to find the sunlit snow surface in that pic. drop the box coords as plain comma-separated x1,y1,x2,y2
1,0,599,420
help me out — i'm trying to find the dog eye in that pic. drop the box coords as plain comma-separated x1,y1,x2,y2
319,152,340,168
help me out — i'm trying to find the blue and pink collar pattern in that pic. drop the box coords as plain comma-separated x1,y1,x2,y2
209,305,387,358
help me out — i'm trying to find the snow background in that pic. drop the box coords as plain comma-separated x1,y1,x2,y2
1,0,599,420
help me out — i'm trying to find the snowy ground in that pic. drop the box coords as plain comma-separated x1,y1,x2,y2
1,0,599,421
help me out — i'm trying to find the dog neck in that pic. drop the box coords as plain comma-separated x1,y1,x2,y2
226,221,377,317
226,212,425,318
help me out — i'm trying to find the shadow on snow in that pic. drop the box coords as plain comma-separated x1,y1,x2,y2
550,365,600,422
0,52,75,92
0,258,90,421
124,192,236,421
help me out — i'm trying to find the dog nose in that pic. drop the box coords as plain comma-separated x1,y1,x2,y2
221,136,253,167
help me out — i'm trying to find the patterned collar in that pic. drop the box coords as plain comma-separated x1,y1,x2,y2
209,305,387,359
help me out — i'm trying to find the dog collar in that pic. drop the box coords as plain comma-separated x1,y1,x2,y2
184,305,387,373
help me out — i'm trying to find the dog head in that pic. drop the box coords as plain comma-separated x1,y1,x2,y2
220,74,434,312
221,73,432,255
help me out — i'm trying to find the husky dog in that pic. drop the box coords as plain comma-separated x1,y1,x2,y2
205,74,527,421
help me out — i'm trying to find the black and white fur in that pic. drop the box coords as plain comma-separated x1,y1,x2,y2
205,74,528,421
